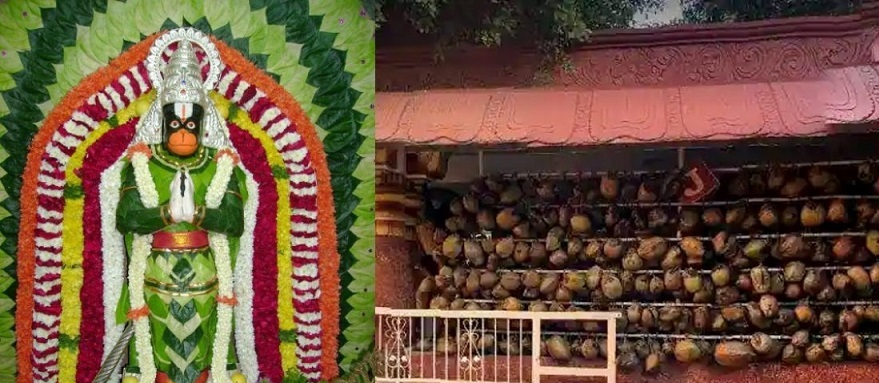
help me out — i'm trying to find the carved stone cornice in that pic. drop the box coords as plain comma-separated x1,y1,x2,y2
378,7,879,91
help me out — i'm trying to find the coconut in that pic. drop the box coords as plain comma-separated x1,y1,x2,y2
784,261,806,283
779,235,806,260
759,203,779,228
623,248,644,272
577,338,599,360
708,264,731,287
545,227,565,252
805,344,826,363
711,312,728,332
792,330,811,348
750,333,775,355
601,273,624,300
499,184,523,205
603,239,624,260
584,241,602,261
661,246,684,270
644,353,662,375
563,272,586,292
680,237,705,266
649,276,665,296
728,173,750,197
751,266,771,294
715,286,740,306
693,279,715,304
680,210,702,235
722,306,746,323
867,343,879,362
635,275,650,296
800,202,827,228
546,336,572,361
770,273,785,296
555,286,573,302
464,271,481,296
512,222,531,238
600,174,620,201
463,240,486,265
819,310,837,332
782,345,804,364
759,295,779,318
701,208,723,228
747,302,772,329
638,237,668,263
779,205,799,228
683,269,703,294
848,266,872,293
781,177,808,198
839,310,860,332
845,332,864,358
442,234,463,259
744,239,769,260
832,273,853,292
512,242,530,264
785,283,804,300
736,274,754,293
641,307,658,330
821,335,840,352
529,242,548,266
803,270,825,295
578,265,600,290
496,237,515,258
522,270,542,289
476,209,497,231
725,206,746,228
549,250,568,268
627,304,643,324
538,273,559,295
496,208,521,231
827,199,848,224
833,236,856,260
664,269,683,292
499,272,522,291
570,214,592,234
674,340,702,363
714,342,756,368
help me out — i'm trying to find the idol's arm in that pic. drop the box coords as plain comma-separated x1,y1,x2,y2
195,167,245,237
115,163,169,234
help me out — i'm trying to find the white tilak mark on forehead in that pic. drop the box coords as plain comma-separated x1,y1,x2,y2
174,102,194,120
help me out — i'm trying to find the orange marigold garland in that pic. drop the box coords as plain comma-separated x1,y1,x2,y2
15,34,159,383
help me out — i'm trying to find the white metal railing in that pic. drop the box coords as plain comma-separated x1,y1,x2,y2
375,307,621,383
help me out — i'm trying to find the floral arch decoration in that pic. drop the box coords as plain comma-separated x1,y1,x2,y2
14,30,341,383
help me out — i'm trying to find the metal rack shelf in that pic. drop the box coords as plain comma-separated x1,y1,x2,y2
503,231,868,244
459,298,879,309
525,194,879,209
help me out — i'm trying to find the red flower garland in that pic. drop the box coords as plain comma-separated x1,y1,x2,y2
76,123,137,382
229,123,284,382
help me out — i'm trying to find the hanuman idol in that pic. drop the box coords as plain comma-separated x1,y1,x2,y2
114,30,248,383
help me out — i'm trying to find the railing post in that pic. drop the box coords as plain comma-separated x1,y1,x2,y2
531,318,541,383
606,317,617,383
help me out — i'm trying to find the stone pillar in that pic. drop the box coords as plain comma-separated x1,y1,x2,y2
375,146,415,310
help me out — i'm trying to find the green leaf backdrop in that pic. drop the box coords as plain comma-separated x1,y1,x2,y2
0,0,376,380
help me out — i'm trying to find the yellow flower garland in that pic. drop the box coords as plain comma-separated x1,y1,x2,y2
211,92,298,371
57,94,152,383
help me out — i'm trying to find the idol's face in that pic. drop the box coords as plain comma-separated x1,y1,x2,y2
162,102,204,157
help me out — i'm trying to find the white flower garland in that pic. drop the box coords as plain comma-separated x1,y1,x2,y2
206,151,237,383
234,168,259,382
100,160,127,383
130,153,158,208
129,233,156,383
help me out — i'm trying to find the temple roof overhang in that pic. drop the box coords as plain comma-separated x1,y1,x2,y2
377,4,879,146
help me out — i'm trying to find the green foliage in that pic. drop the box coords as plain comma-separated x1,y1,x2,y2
376,0,663,58
682,0,861,23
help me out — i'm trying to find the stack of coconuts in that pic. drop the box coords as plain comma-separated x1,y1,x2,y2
415,164,879,374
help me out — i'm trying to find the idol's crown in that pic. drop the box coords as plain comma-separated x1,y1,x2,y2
159,40,205,106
